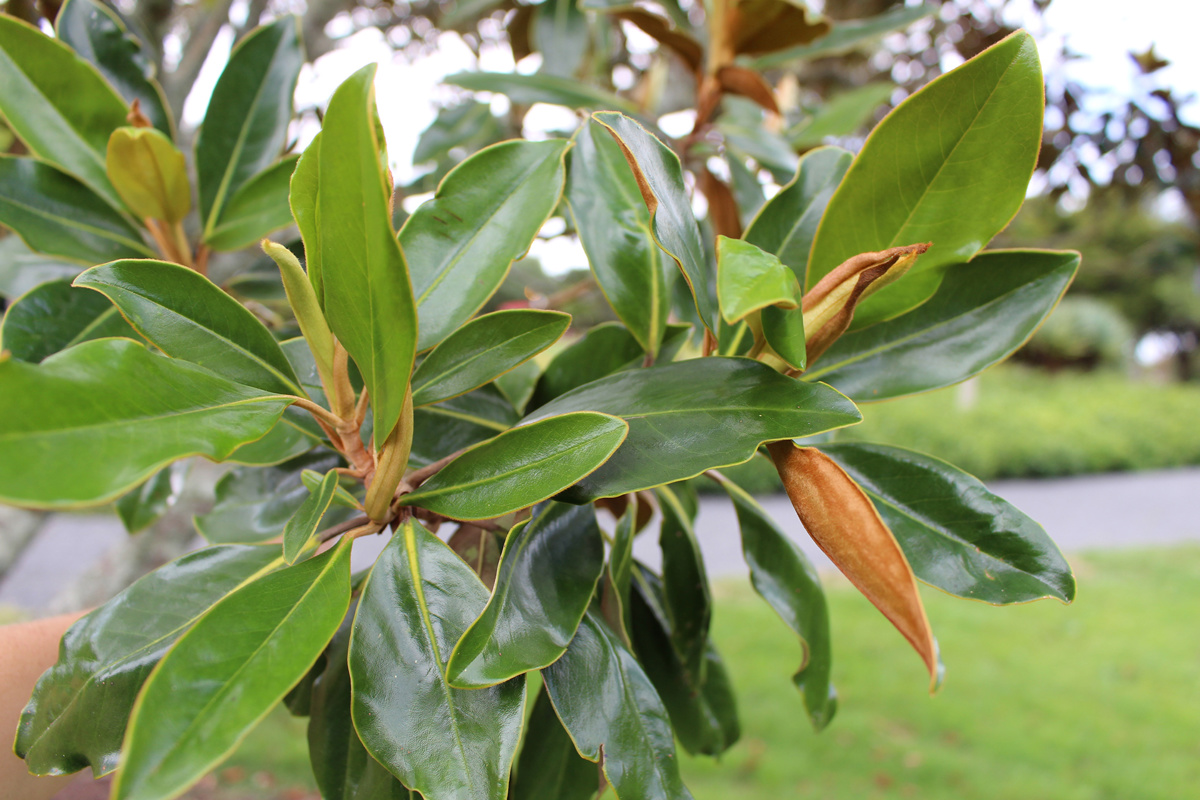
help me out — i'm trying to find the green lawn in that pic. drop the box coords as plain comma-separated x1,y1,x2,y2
218,545,1200,799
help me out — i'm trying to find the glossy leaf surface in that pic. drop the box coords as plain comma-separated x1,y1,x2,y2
224,411,320,466
567,120,670,356
350,520,524,800
76,259,302,395
116,462,187,534
769,442,940,689
823,443,1075,603
402,412,628,520
55,0,172,136
528,322,646,411
510,688,598,800
448,501,604,687
716,235,797,324
205,156,300,251
543,611,693,800
656,484,711,684
0,156,153,265
196,17,302,235
0,279,135,363
806,249,1080,399
594,111,717,335
446,71,637,114
743,146,851,280
494,358,540,415
16,545,280,776
106,127,190,223
526,357,861,500
283,469,340,564
0,339,291,508
807,32,1043,326
0,15,128,209
721,477,835,729
411,310,570,407
401,139,569,351
113,540,352,800
313,65,417,439
409,385,518,468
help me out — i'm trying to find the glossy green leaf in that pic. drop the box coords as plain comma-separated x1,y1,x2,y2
196,17,303,235
196,452,348,544
630,566,740,756
720,476,836,729
16,545,281,776
716,235,797,324
525,357,861,500
0,339,292,508
0,14,129,209
494,358,541,416
807,32,1044,327
116,462,187,534
283,469,340,564
0,156,153,265
350,519,524,800
594,111,717,335
446,71,637,114
0,279,137,363
761,303,807,370
510,688,599,800
411,309,570,407
0,236,81,299
75,259,302,395
302,469,362,509
821,443,1075,604
308,607,414,800
604,499,639,643
448,501,604,687
748,3,937,68
655,483,712,684
402,412,628,520
543,611,693,800
410,384,518,468
290,131,323,295
113,539,352,800
744,146,851,281
314,66,417,439
805,249,1081,400
529,323,645,410
55,0,172,136
567,119,670,356
224,410,320,466
788,83,895,149
401,139,569,351
205,156,300,251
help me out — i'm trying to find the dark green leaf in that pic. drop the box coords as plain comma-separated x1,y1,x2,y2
720,476,836,729
0,156,153,264
807,32,1044,327
0,339,292,508
748,3,938,68
529,323,646,411
787,83,894,149
116,462,187,534
401,412,628,520
446,71,637,114
55,0,172,136
302,469,362,509
806,249,1081,400
401,139,570,351
448,501,604,687
411,309,570,407
0,236,80,300
743,146,851,281
196,17,303,235
525,357,861,500
593,111,717,335
195,451,346,544
821,443,1076,603
113,539,352,800
205,155,300,251
567,120,670,357
350,520,524,800
494,358,541,416
630,566,740,756
761,303,807,370
511,688,598,800
543,611,693,800
16,545,281,776
75,259,303,395
283,469,340,564
0,278,137,363
604,499,639,643
224,411,320,466
0,15,129,209
656,484,711,683
410,384,518,468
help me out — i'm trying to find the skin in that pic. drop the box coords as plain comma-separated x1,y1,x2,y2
1,611,89,800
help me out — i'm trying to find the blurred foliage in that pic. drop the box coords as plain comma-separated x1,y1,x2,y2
1020,296,1134,370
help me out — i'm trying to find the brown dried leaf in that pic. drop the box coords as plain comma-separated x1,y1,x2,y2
617,10,704,73
699,168,743,239
716,65,779,114
729,0,830,57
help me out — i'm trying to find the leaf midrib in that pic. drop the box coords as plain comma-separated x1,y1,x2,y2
0,185,151,255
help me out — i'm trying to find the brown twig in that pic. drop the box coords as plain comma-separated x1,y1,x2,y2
403,447,469,490
289,396,343,429
317,515,372,543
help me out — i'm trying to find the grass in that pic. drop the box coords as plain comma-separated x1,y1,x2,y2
217,545,1200,799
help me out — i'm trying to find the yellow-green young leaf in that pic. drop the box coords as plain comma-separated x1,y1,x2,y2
106,127,190,223
282,469,340,564
0,278,138,363
768,441,941,690
716,235,797,324
807,31,1044,327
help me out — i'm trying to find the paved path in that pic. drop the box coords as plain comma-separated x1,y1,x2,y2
3,468,1199,610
